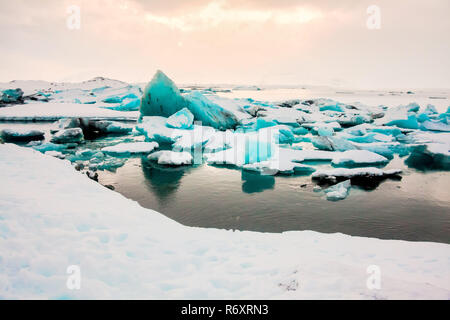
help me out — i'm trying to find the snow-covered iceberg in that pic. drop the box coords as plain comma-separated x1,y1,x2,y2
50,128,84,144
166,108,194,129
1,128,44,142
148,150,193,165
324,180,351,201
101,142,159,155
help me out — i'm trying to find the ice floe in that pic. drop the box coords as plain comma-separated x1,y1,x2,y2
101,142,159,155
324,180,351,201
148,150,193,165
1,128,45,142
50,128,84,144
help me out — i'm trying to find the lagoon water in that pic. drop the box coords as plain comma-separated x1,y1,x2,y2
1,86,449,244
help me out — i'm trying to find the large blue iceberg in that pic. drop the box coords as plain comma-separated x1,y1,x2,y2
139,70,249,130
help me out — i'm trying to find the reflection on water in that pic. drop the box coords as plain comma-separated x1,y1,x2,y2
241,170,275,194
141,158,186,203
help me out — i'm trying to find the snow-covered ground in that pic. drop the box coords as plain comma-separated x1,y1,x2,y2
0,143,448,299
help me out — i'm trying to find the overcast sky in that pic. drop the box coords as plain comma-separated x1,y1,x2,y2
0,0,449,89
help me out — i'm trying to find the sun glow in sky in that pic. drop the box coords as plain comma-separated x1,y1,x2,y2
0,0,449,89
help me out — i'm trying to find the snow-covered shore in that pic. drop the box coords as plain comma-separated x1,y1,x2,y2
0,143,448,299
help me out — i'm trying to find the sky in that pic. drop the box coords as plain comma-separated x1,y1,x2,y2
0,0,449,89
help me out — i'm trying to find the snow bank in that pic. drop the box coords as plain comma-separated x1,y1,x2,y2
0,144,449,299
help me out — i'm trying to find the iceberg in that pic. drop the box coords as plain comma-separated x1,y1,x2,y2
405,143,450,170
243,160,315,176
51,118,81,133
385,114,419,129
420,120,450,132
85,120,133,134
137,116,216,151
1,88,24,104
351,142,409,159
166,108,194,129
182,91,241,130
140,71,250,130
324,180,351,201
101,141,159,155
148,150,193,166
312,167,402,184
317,126,334,137
1,128,45,142
140,70,189,118
331,150,389,167
32,142,73,153
50,128,84,144
311,136,356,152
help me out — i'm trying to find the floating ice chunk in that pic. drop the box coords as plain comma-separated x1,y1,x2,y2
317,126,334,137
137,116,183,144
424,104,438,115
319,104,344,112
351,142,409,159
292,127,309,135
172,125,215,151
281,148,336,162
101,142,159,155
1,88,24,104
347,132,393,143
311,136,357,152
1,128,45,142
183,91,241,130
72,149,96,161
324,180,351,201
148,150,193,165
311,136,334,151
243,159,315,176
420,120,450,132
233,85,261,91
405,143,450,170
88,120,133,134
102,93,138,104
138,116,215,151
331,150,389,167
51,128,84,144
302,121,341,132
51,118,81,133
235,118,277,133
386,114,419,129
96,157,126,172
166,108,194,129
312,167,402,183
32,142,72,153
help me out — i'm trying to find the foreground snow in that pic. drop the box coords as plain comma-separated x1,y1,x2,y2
0,144,448,299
